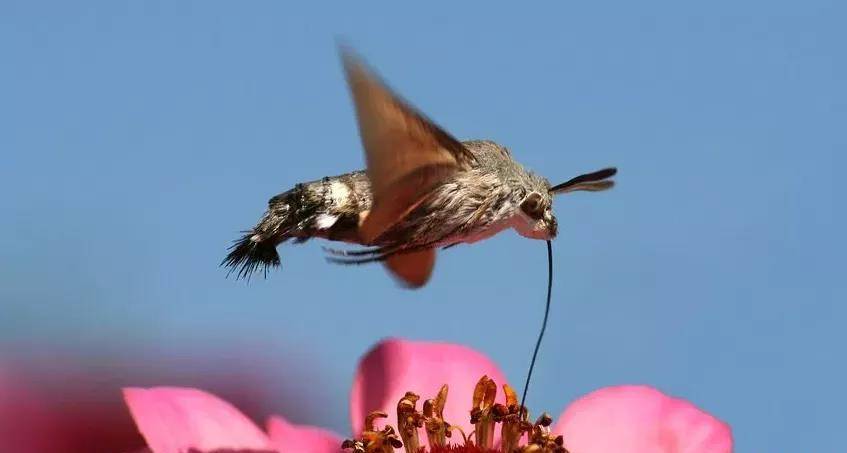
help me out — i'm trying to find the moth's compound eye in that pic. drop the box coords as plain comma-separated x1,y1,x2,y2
521,192,544,219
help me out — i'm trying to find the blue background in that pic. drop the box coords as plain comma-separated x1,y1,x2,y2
2,1,844,451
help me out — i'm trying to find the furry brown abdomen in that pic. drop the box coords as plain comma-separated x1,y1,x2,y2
222,171,372,279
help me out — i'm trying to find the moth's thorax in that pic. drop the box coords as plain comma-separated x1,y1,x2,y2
460,140,558,241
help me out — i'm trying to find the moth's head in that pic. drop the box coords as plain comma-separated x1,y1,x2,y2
512,167,617,240
513,176,558,240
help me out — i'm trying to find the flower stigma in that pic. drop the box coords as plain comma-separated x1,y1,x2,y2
343,376,569,453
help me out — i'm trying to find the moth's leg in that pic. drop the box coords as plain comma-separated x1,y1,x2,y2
322,246,386,257
325,253,391,265
324,241,433,265
323,242,402,265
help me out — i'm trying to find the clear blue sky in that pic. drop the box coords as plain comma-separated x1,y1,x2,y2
1,1,844,451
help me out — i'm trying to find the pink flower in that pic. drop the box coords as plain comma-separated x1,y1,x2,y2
0,365,146,453
0,349,297,453
124,338,733,453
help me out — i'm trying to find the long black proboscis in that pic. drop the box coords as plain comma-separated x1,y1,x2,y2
520,239,554,412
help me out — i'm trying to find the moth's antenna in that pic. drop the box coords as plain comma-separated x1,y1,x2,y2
551,167,617,194
520,239,554,411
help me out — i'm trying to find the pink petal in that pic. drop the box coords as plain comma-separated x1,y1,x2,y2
0,370,63,453
554,385,733,453
266,415,343,453
123,387,275,453
350,338,509,443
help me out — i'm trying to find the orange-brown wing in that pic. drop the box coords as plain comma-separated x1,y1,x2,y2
340,46,476,246
386,248,436,288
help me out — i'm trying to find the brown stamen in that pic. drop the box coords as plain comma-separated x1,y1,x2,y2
522,413,569,453
470,376,497,449
424,384,451,447
494,384,532,453
397,391,424,453
343,411,403,453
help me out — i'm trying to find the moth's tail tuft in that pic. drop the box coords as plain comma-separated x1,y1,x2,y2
221,232,282,280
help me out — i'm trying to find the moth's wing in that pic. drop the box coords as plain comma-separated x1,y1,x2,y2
386,248,436,288
340,47,476,245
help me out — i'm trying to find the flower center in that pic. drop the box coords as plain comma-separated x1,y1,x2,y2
342,376,569,453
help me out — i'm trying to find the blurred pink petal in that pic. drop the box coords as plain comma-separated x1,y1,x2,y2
1,347,301,452
0,370,61,453
123,387,275,453
266,415,343,453
554,385,733,453
349,337,509,442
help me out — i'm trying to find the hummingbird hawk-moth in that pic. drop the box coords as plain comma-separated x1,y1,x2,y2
223,46,617,288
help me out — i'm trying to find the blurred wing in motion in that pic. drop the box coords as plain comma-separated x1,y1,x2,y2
341,46,476,243
340,46,476,287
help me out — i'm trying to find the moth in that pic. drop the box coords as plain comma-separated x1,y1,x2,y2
223,46,616,288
